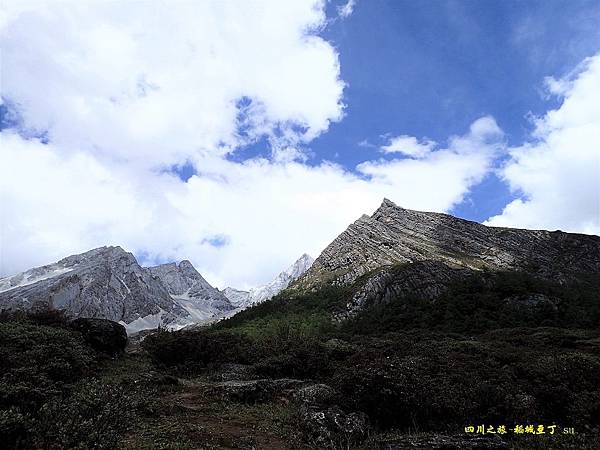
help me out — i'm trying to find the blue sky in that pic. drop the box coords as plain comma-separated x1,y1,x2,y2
210,0,600,225
263,0,598,221
1,0,599,286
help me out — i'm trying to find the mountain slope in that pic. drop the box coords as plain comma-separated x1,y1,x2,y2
148,261,233,326
0,247,235,333
0,246,186,326
299,198,600,290
222,254,314,308
221,287,251,308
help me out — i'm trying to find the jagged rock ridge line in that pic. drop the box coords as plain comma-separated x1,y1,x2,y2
293,199,600,319
299,198,600,289
222,253,314,309
148,261,232,311
0,246,233,333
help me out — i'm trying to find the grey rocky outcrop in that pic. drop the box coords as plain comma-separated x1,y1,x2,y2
337,260,471,319
0,246,185,325
295,383,340,406
299,198,600,288
148,260,233,311
0,246,234,333
299,405,370,449
296,198,600,317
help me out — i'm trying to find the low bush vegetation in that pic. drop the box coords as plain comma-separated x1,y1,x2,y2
142,269,600,442
142,328,254,375
1,268,598,448
344,270,600,334
332,330,600,431
0,313,150,449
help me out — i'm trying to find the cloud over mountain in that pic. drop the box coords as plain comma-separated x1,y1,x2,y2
7,0,581,289
486,53,600,235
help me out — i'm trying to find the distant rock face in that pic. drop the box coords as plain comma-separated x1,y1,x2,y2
222,254,314,309
300,198,600,289
221,287,251,308
148,261,233,326
0,247,233,334
0,246,184,326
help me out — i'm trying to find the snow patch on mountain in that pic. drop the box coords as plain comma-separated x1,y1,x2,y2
0,266,74,293
1,248,312,335
141,260,234,331
221,287,251,308
222,254,314,309
120,309,166,335
0,247,236,334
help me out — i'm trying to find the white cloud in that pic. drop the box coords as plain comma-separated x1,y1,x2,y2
0,1,505,288
486,53,600,235
360,117,504,210
1,116,504,288
0,0,344,167
338,0,356,19
377,117,503,160
380,135,437,158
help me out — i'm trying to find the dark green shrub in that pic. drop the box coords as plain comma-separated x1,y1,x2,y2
0,322,94,411
0,407,33,449
254,342,330,379
0,309,71,328
37,379,135,450
142,329,254,375
0,321,96,448
343,270,600,335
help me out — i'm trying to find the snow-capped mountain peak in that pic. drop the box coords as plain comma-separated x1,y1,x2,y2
0,247,235,335
222,253,314,309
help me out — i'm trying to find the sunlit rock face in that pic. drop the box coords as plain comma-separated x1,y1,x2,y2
0,247,234,333
0,246,184,326
300,198,600,289
295,199,600,318
222,253,314,309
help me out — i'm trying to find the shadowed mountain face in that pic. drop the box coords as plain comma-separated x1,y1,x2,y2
299,198,600,289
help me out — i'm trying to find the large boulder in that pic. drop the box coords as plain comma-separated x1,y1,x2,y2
70,318,127,355
299,405,369,449
295,383,339,406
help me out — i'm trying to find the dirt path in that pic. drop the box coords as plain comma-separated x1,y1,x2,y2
133,382,307,450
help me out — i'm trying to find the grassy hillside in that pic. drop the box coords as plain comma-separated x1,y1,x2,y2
217,267,600,336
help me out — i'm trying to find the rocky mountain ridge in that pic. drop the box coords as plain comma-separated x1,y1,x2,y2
295,199,600,319
299,198,600,289
0,246,233,333
148,260,233,325
222,253,314,309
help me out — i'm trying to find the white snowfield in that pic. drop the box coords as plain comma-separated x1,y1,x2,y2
120,310,166,334
0,266,74,293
